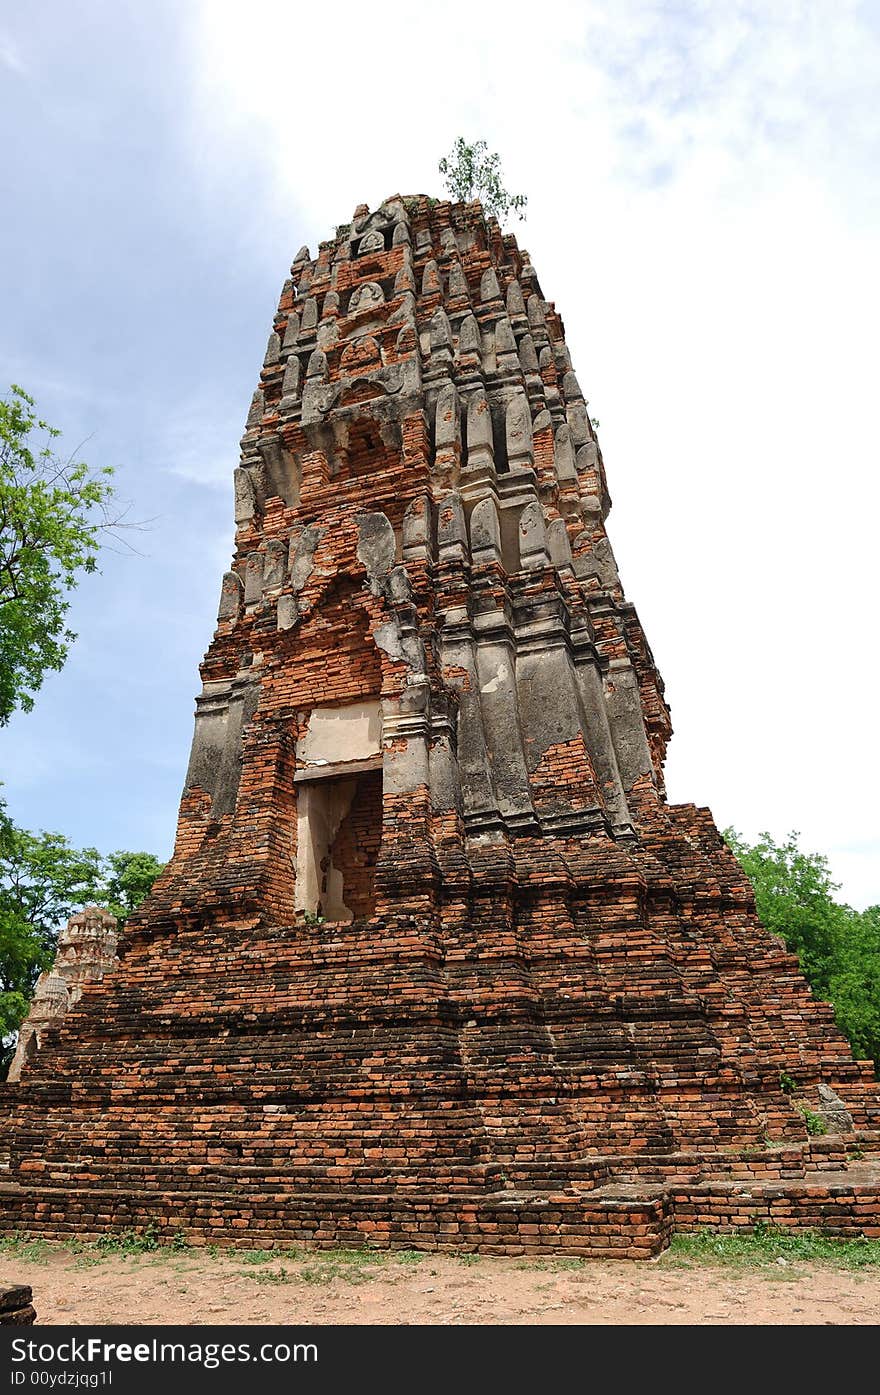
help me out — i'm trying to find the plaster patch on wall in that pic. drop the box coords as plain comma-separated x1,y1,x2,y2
480,662,509,695
296,701,381,768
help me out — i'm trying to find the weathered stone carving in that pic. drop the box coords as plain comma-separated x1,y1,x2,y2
457,313,482,364
244,550,264,603
480,267,501,302
233,467,256,525
264,331,282,368
421,259,441,296
282,311,301,351
306,348,328,381
518,331,539,376
469,496,502,564
357,228,384,254
505,391,534,471
300,297,318,334
348,282,385,316
217,568,244,621
263,539,287,590
447,260,469,300
280,354,301,409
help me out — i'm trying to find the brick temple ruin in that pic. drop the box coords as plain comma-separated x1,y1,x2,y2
7,907,118,1083
3,196,880,1257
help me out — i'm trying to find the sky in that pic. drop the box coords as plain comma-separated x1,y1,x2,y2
1,0,878,908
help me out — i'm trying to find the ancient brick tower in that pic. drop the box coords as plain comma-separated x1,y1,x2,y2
3,196,880,1256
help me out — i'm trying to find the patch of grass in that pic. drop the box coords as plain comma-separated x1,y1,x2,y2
796,1103,827,1137
0,1234,119,1268
666,1224,880,1270
0,1233,428,1275
514,1257,587,1272
238,1246,423,1287
301,1247,421,1268
95,1225,161,1256
247,1265,295,1286
0,1234,54,1263
236,1248,293,1267
298,1266,344,1286
71,1249,106,1270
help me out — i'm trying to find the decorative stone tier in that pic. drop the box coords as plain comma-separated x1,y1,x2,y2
3,194,879,1255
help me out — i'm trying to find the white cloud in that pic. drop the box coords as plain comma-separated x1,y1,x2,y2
0,31,25,74
159,392,244,489
179,0,879,906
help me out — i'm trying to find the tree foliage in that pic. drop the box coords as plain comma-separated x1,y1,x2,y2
727,829,880,1071
0,385,119,724
102,850,166,924
438,138,527,222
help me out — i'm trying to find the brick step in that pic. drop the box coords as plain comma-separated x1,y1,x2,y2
8,1161,516,1192
4,1168,880,1254
669,1165,880,1237
0,1181,672,1259
0,1098,804,1155
31,1143,861,1191
57,992,729,1029
6,1065,792,1097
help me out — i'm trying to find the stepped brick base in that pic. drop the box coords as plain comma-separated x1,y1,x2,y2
2,807,880,1259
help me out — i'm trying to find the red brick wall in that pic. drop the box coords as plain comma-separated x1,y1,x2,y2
330,770,383,920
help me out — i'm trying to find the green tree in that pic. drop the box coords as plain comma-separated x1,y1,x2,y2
727,828,880,1071
438,138,527,222
828,905,880,1066
725,829,848,996
102,849,166,925
0,384,119,724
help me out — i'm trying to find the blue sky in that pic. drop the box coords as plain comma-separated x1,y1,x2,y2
1,1,878,907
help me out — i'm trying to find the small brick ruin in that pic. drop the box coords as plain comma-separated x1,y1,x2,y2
0,1284,35,1325
7,907,118,1082
2,196,880,1258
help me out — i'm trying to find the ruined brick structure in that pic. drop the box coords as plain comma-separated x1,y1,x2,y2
7,907,118,1082
0,1284,35,1326
3,196,880,1257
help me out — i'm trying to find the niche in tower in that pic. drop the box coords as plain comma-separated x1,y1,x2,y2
293,699,383,921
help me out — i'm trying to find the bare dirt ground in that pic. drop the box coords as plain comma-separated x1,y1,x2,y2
5,1243,880,1325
